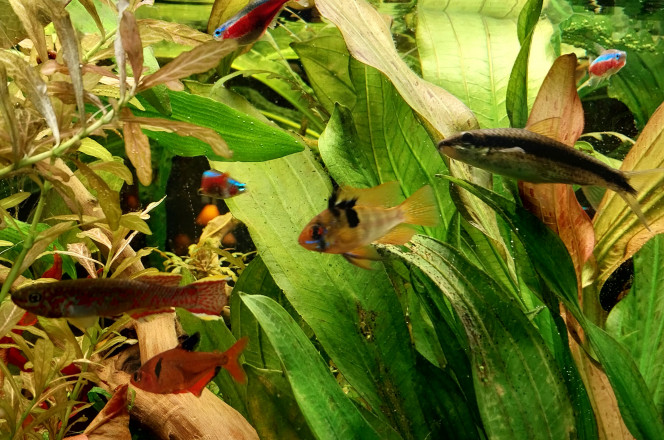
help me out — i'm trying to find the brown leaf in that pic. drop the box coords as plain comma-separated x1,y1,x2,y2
76,160,122,231
593,101,664,287
78,0,106,38
121,109,151,185
66,243,99,278
44,0,86,127
8,0,48,62
518,54,594,288
115,0,130,99
121,114,231,158
137,39,238,92
139,19,213,47
120,10,144,85
0,51,60,145
82,384,131,440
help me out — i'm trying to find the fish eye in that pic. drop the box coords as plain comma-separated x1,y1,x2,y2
460,132,475,144
213,28,222,38
28,292,41,304
311,224,325,240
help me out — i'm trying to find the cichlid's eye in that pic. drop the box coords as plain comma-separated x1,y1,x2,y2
460,132,475,145
28,292,41,304
311,224,325,240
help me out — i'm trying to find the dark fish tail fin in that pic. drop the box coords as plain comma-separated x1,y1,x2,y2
187,279,230,315
623,168,664,179
180,332,201,351
222,337,248,383
400,185,440,227
618,192,651,232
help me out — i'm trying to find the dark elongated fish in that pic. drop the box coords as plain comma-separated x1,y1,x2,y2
438,127,653,228
11,275,228,319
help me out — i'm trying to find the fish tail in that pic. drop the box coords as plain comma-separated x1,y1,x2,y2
222,337,248,383
399,185,440,227
618,192,651,232
623,168,664,178
186,279,229,315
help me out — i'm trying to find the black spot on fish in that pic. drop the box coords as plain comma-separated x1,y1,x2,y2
345,207,359,227
180,332,201,352
154,358,163,379
328,192,339,216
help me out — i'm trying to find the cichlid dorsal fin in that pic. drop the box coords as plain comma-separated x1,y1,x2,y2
180,332,201,352
338,181,402,208
525,117,562,141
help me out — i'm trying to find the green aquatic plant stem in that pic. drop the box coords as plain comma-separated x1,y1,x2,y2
0,182,50,303
82,28,117,64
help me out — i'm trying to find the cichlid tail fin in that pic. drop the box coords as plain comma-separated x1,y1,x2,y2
618,192,651,232
221,337,248,383
187,278,230,316
399,185,440,227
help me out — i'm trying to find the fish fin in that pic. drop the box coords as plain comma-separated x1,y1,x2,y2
135,273,183,287
375,224,416,245
180,332,201,352
343,246,381,269
525,117,561,140
186,278,229,315
623,168,664,178
399,185,440,226
618,192,651,232
187,369,218,397
343,254,376,270
339,181,402,208
223,337,248,383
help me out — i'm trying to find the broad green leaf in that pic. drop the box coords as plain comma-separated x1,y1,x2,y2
134,90,304,161
316,0,477,138
0,192,30,210
245,365,316,440
442,175,664,439
76,160,122,230
291,28,356,114
506,0,544,128
231,30,326,133
78,138,113,162
221,150,429,437
607,234,664,417
383,237,576,439
594,101,664,287
240,294,382,440
416,0,554,129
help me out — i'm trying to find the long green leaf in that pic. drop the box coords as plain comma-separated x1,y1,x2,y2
134,90,304,161
240,294,382,440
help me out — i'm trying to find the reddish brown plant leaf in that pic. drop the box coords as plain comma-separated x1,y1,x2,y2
120,9,144,85
519,53,594,287
78,0,106,38
137,39,238,92
120,114,232,158
7,0,48,62
121,108,152,186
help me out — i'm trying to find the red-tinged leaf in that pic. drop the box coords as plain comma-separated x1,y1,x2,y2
78,0,106,38
120,114,232,158
593,101,664,287
66,242,99,278
137,39,238,92
44,0,86,126
121,108,152,185
115,0,129,99
120,10,144,85
76,160,122,231
81,384,131,440
7,0,48,62
519,53,594,287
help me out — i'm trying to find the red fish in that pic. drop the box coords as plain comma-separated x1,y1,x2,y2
589,49,626,79
213,0,290,43
130,333,247,396
199,170,247,199
41,253,63,280
10,274,228,319
298,182,440,268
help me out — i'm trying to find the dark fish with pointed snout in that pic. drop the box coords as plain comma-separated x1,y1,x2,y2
438,128,654,228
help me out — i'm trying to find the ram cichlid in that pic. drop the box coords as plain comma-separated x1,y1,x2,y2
438,127,651,229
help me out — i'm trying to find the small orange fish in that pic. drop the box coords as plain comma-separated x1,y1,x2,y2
131,333,247,396
298,182,440,268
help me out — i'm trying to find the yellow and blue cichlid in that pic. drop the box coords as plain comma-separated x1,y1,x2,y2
298,182,440,268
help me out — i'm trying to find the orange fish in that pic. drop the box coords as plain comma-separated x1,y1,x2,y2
130,333,247,396
298,182,439,268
